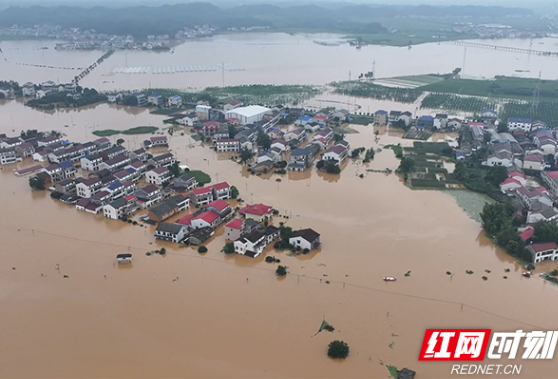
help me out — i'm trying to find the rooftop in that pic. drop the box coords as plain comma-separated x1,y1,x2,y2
227,105,271,118
291,228,320,242
156,222,184,235
239,203,273,216
207,199,229,212
212,182,230,191
192,186,212,196
194,211,220,224
176,214,195,226
226,218,244,230
151,166,169,175
528,242,558,253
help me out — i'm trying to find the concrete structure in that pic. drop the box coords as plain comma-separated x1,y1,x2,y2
508,118,532,132
146,167,171,185
289,228,321,251
239,203,273,222
154,223,188,243
225,218,244,241
168,94,183,107
527,242,558,264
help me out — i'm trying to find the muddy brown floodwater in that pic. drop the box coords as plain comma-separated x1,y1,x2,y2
1,100,558,379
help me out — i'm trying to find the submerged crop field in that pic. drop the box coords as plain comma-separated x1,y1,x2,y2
331,81,423,103
420,93,498,113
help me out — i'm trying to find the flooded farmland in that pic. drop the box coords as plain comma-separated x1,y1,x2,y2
1,33,558,378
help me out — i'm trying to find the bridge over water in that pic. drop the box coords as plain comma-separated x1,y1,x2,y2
442,40,558,57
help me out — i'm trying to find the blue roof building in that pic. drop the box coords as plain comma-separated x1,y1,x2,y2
508,118,532,123
107,181,123,191
59,161,73,168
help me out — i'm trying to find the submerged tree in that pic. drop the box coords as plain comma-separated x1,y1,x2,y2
327,340,349,359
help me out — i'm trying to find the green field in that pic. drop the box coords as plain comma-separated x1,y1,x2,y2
420,93,497,113
188,170,211,185
150,108,190,115
331,81,423,103
93,126,158,137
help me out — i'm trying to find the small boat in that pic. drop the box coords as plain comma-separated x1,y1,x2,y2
522,271,533,276
383,277,397,282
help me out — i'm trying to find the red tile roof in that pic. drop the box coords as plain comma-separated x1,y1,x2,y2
314,137,326,143
325,145,347,155
204,121,219,127
212,182,230,191
124,195,136,202
176,214,195,226
229,100,242,106
226,218,244,230
192,186,212,195
524,154,544,162
518,227,534,241
313,114,327,120
528,242,558,253
194,211,220,224
207,199,229,212
547,171,558,179
508,171,524,178
239,203,273,216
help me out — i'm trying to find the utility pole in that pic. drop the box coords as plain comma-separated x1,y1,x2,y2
462,47,467,75
531,71,541,116
222,62,225,87
372,60,376,78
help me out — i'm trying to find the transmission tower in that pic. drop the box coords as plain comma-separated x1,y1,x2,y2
372,60,376,78
462,47,467,75
531,71,541,115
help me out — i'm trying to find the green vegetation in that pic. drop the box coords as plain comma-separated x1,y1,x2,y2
351,147,365,158
92,126,158,137
453,162,508,201
29,176,45,190
327,340,349,359
481,202,532,262
222,243,234,254
387,365,399,379
188,170,211,185
421,93,497,113
26,87,106,109
230,186,239,199
265,256,281,263
276,265,287,276
50,191,63,199
198,246,208,253
239,148,254,164
349,115,374,125
362,148,375,163
384,144,403,158
466,270,474,274
331,81,422,103
500,100,558,128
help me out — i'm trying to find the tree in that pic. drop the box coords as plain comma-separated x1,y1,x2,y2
29,176,45,190
222,242,235,254
276,265,287,276
230,185,239,199
326,163,341,174
497,122,509,133
122,95,138,106
399,157,415,173
228,124,237,139
76,85,83,94
257,133,271,150
334,133,344,142
485,166,508,186
374,129,379,136
170,162,181,178
50,191,63,199
198,246,208,253
116,138,125,145
239,148,254,164
327,340,349,359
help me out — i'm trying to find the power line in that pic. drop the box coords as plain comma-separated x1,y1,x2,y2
0,224,549,330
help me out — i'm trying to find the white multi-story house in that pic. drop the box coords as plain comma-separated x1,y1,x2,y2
98,155,131,172
134,184,162,208
103,198,131,220
154,223,188,243
168,94,183,107
541,170,558,197
234,229,267,258
191,211,221,229
80,154,103,171
212,182,231,200
508,117,532,132
215,138,240,152
146,167,171,185
288,228,321,251
527,242,558,264
76,178,102,198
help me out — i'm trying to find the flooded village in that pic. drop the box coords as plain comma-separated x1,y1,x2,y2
2,32,558,379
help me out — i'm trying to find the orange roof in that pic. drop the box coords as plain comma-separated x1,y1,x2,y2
207,199,229,212
194,211,220,224
176,214,195,226
239,203,273,216
192,186,212,195
212,182,230,191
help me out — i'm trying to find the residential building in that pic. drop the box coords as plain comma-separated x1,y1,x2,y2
0,148,20,165
148,201,179,222
288,148,312,171
132,92,147,106
103,198,131,220
55,178,78,194
500,177,523,193
149,136,168,147
322,141,350,163
43,163,65,182
508,118,532,132
98,155,131,172
417,115,434,129
90,190,112,205
516,187,553,208
271,138,289,152
481,109,498,120
188,227,214,245
225,105,271,125
213,127,230,141
526,202,558,224
15,142,35,158
127,160,148,175
206,199,232,218
134,184,162,208
484,150,513,167
93,137,112,152
177,112,198,126
399,111,412,126
168,94,183,107
75,198,103,214
388,111,401,124
295,116,313,126
289,228,321,251
542,170,558,197
263,226,281,245
234,229,267,258
106,93,122,103
37,135,62,147
447,118,463,130
59,160,76,179
202,121,220,136
374,110,388,125
212,182,231,200
99,145,127,161
191,211,221,229
225,218,244,241
0,137,22,149
81,154,103,171
331,109,350,121
523,154,545,171
527,242,558,264
154,223,188,243
224,99,243,112
173,172,198,192
146,167,171,185
22,82,36,97
284,128,307,143
176,214,195,228
190,186,214,206
314,128,334,144
196,104,211,120
434,114,448,130
76,177,102,198
148,152,176,168
215,138,240,152
239,203,273,222
114,169,135,183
